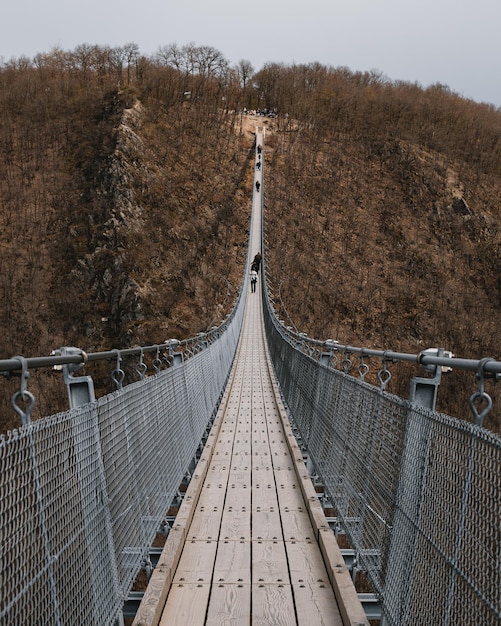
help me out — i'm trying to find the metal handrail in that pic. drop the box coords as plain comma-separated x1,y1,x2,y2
0,307,238,376
268,322,501,376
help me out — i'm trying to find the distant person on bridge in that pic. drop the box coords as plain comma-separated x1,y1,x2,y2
252,252,262,274
255,180,260,192
257,144,262,155
250,269,258,292
256,160,261,171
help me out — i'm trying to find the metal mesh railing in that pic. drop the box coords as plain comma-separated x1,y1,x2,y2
0,290,245,625
262,299,501,626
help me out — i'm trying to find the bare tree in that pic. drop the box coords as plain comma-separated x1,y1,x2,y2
193,45,228,79
236,59,254,89
122,42,140,84
156,43,228,79
156,43,189,74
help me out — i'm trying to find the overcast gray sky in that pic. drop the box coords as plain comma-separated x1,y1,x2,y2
2,0,500,107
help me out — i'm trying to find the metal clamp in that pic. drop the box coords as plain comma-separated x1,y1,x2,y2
469,358,494,426
10,356,35,425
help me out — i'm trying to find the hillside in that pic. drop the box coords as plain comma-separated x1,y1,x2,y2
1,46,501,432
262,73,501,431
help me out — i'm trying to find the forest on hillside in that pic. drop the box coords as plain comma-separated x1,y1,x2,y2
1,43,501,432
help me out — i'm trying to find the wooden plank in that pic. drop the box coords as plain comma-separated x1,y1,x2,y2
267,439,290,455
317,527,370,626
252,443,271,457
252,583,296,626
211,448,234,461
252,539,289,584
227,468,251,485
280,508,316,542
156,525,187,569
159,583,210,626
205,583,251,625
274,466,298,480
272,450,292,462
275,474,300,494
285,540,332,585
219,507,251,540
213,439,236,455
206,461,232,478
276,484,308,510
252,466,276,486
226,473,251,491
186,510,223,540
252,482,279,508
132,382,228,626
213,539,251,583
230,428,251,449
173,539,218,584
194,482,227,510
293,583,344,626
131,566,173,626
232,438,252,452
252,508,282,541
230,451,251,468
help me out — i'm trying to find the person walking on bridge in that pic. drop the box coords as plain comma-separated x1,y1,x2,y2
250,269,258,292
252,252,262,274
255,180,260,192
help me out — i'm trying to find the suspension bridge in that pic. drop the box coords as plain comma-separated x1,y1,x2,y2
1,129,500,626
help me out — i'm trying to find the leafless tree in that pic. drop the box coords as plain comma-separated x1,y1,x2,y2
236,60,254,89
122,42,140,84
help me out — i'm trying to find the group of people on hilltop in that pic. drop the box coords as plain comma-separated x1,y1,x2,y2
250,252,262,293
243,108,277,118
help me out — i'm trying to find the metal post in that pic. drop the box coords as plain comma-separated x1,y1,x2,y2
321,339,339,367
409,347,452,410
55,347,96,410
166,339,183,367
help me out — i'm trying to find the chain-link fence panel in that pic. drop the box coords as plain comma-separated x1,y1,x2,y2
0,291,244,625
263,302,501,626
0,406,121,625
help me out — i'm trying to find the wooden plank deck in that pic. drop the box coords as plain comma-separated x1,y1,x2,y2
132,131,368,626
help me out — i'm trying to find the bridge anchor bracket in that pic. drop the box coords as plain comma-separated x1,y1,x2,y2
53,347,96,410
410,347,452,410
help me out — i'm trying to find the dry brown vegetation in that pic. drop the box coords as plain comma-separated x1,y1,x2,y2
1,47,501,432
261,65,501,431
0,45,254,427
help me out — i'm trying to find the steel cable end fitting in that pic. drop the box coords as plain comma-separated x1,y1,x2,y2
378,351,392,390
10,356,35,425
358,349,369,381
469,357,494,426
111,349,125,390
